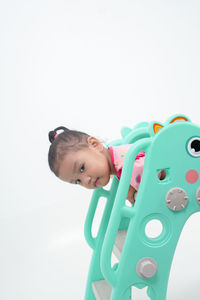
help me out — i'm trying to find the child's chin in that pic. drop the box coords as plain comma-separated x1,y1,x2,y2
95,177,110,189
102,177,111,187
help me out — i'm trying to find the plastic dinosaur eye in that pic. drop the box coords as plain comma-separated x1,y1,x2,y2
187,137,200,157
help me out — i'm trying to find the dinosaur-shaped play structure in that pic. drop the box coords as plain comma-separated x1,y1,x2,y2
84,114,200,300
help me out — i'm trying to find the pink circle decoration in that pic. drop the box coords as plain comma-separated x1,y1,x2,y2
185,169,199,184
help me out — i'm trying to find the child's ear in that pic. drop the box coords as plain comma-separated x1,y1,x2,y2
87,137,104,151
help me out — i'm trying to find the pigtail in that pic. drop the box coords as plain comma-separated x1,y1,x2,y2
48,126,68,143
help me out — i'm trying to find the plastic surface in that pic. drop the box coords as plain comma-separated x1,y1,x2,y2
84,114,200,300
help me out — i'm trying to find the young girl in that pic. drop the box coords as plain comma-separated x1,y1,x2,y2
48,127,165,204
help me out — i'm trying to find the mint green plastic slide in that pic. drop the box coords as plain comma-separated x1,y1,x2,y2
84,114,200,300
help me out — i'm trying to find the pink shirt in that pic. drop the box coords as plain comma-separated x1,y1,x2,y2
108,144,145,191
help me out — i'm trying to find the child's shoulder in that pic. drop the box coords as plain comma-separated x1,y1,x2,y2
109,144,132,162
109,144,145,161
109,144,132,153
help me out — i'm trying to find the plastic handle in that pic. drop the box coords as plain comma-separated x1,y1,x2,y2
124,126,150,144
84,188,109,249
100,138,151,286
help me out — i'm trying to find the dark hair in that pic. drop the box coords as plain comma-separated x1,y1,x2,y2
48,126,90,176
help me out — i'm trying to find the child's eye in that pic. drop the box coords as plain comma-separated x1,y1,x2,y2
75,179,81,185
80,164,85,173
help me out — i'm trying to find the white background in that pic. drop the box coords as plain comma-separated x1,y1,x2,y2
1,0,200,299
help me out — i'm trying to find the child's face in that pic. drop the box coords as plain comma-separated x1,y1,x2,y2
58,137,112,189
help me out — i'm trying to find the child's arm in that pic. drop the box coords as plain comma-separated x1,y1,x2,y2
126,185,137,205
126,169,166,204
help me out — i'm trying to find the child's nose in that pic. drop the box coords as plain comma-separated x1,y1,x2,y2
87,176,92,186
83,175,92,186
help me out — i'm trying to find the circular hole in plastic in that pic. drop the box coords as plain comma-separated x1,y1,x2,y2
145,219,163,239
158,169,167,180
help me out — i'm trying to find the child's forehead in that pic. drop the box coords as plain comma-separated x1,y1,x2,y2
69,147,91,159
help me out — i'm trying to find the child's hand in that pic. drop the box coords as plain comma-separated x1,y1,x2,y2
126,185,137,205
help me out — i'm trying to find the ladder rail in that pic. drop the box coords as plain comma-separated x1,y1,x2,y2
84,182,118,249
100,138,152,286
123,126,150,144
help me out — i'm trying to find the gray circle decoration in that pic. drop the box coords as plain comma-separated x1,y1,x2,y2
165,187,188,211
196,187,200,204
136,257,157,279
